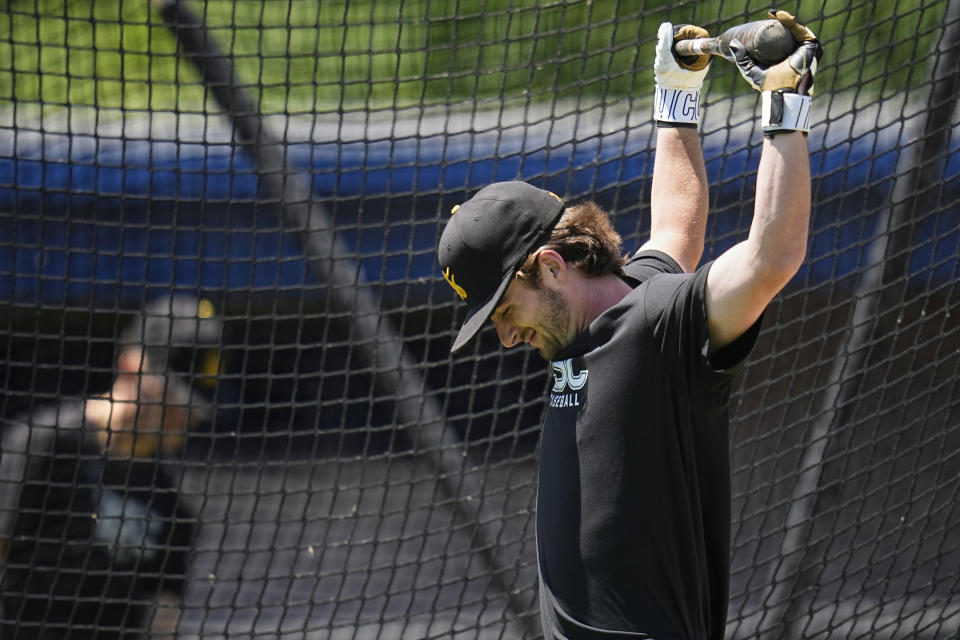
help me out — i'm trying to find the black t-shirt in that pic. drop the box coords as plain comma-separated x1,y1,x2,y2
536,251,761,640
0,400,196,639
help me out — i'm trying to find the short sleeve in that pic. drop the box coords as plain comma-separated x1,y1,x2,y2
622,250,684,285
642,261,762,406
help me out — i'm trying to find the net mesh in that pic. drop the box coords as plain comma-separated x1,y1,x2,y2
1,0,958,638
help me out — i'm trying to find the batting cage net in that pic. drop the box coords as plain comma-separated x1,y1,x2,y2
1,0,958,638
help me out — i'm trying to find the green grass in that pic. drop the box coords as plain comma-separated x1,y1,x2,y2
0,0,950,115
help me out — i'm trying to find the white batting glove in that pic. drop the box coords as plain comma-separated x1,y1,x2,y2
654,22,711,126
654,22,711,89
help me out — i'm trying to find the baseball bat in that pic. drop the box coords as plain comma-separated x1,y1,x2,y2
673,19,796,65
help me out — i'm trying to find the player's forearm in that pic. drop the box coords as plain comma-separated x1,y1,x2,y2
645,126,709,272
746,131,810,288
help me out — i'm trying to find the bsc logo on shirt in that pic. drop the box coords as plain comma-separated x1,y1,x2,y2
550,358,587,408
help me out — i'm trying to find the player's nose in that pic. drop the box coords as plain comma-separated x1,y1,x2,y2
492,316,520,349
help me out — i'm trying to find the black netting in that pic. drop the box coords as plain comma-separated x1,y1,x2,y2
1,0,958,638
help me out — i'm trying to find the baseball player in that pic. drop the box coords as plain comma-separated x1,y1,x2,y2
437,10,821,640
0,295,222,639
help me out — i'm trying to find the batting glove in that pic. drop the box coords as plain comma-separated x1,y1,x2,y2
653,22,711,127
730,10,822,134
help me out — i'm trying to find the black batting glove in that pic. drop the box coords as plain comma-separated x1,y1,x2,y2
730,9,822,96
730,10,823,134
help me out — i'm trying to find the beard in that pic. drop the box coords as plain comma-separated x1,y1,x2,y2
534,285,572,361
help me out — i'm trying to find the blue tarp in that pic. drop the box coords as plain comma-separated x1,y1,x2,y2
1,128,957,305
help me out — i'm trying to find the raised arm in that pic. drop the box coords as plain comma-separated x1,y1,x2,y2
705,10,822,351
643,126,709,272
639,22,712,272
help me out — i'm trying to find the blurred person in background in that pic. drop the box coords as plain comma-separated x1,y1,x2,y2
0,295,222,639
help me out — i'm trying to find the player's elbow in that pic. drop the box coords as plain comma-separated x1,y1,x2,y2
755,242,806,290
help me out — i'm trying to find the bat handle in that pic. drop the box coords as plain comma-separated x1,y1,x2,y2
674,20,797,65
673,37,725,59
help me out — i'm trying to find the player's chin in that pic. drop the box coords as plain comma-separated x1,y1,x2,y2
535,328,573,362
535,340,564,362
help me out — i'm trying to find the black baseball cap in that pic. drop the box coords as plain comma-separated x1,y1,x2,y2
438,181,565,353
120,294,223,389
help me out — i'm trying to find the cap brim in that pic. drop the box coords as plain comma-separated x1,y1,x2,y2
450,268,515,354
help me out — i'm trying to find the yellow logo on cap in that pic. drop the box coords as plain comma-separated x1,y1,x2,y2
442,267,468,301
197,298,215,319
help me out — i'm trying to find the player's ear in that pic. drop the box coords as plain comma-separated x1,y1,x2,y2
536,249,567,284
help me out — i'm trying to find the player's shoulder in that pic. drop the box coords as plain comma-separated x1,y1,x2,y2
632,259,716,331
622,249,685,285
